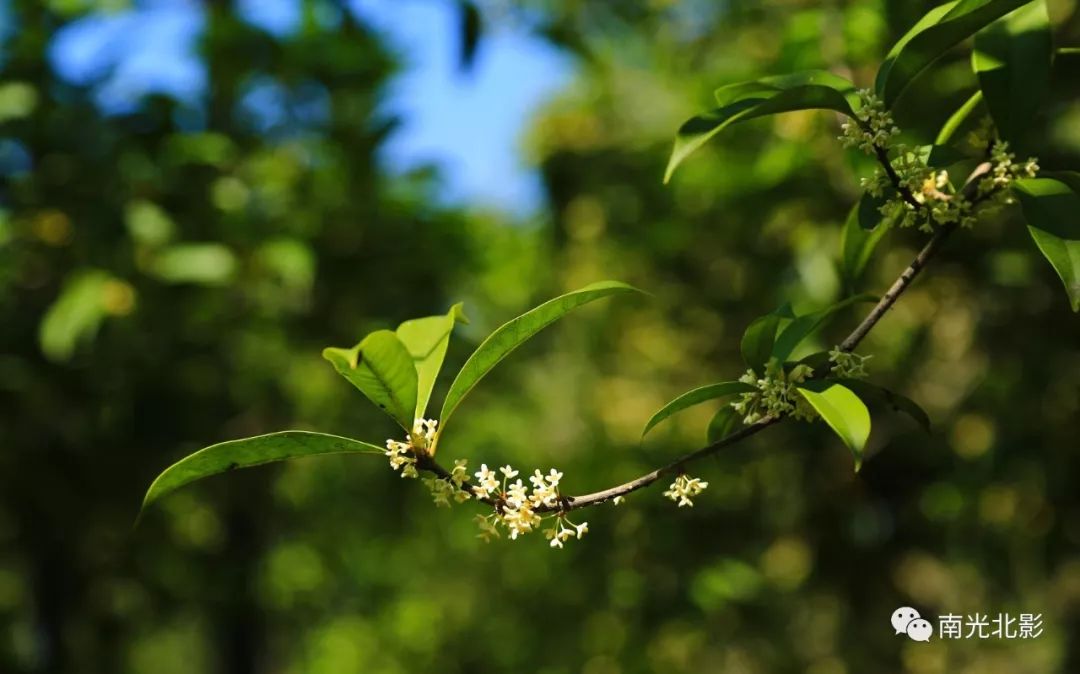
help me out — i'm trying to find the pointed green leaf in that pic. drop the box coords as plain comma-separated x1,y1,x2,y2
796,381,872,470
664,70,859,182
323,330,419,429
706,406,744,444
39,269,114,362
741,303,794,371
440,281,641,428
972,0,1052,144
642,381,756,438
936,90,984,144
141,431,382,515
396,303,469,421
1013,177,1080,311
875,0,1035,108
771,294,876,363
841,196,895,290
837,379,931,433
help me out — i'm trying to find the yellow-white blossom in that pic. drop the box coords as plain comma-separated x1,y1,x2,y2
664,474,709,507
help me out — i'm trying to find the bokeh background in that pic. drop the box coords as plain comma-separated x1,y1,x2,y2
2,1,1080,672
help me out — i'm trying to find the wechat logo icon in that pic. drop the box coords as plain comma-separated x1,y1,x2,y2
892,606,933,642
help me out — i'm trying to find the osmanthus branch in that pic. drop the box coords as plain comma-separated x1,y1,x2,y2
422,159,998,514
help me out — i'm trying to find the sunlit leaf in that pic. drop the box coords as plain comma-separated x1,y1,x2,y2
838,379,931,432
1012,177,1080,311
875,0,1035,108
665,71,859,182
39,269,113,362
140,431,382,515
396,302,469,421
440,281,641,429
148,243,237,286
935,90,985,144
323,330,419,429
796,381,872,470
972,0,1052,144
642,381,755,438
771,294,876,363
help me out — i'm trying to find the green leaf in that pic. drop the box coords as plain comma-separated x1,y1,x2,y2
39,269,115,362
440,281,641,428
396,303,469,421
140,431,382,515
706,406,743,444
796,381,872,471
740,303,794,371
323,330,419,429
936,90,985,144
1012,177,1080,311
771,294,876,363
642,381,756,438
664,70,858,183
875,0,1036,108
148,243,237,285
837,379,931,433
841,196,894,290
972,0,1052,144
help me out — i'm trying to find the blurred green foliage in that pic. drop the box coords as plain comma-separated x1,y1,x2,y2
2,1,1080,673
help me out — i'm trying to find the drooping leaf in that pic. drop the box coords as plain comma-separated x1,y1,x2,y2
771,294,877,363
796,381,872,471
875,0,1035,108
740,303,794,371
935,90,985,144
665,70,859,182
972,0,1052,144
323,330,419,429
706,406,743,444
1012,177,1080,311
440,281,641,428
396,303,468,421
642,381,756,438
458,0,483,71
837,379,931,433
140,431,382,515
841,196,894,290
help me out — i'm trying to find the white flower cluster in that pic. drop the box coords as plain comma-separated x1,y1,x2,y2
664,474,709,507
840,89,900,154
384,418,440,478
980,141,1039,196
470,464,587,547
732,360,818,424
828,347,871,379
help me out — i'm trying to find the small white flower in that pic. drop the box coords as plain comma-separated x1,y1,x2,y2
499,465,519,479
664,474,709,507
473,464,499,496
612,496,625,506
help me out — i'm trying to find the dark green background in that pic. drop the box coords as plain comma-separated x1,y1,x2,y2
2,1,1080,672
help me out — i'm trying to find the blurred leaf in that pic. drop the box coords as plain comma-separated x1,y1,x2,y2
396,303,469,421
125,200,176,247
1012,177,1080,311
0,82,38,123
935,90,985,144
741,303,794,371
458,1,483,71
706,406,743,444
323,330,419,429
149,243,237,286
255,238,315,291
841,195,894,289
665,71,858,183
837,379,931,432
140,431,382,515
796,381,871,470
875,0,1034,108
771,294,876,363
972,0,1052,144
440,281,642,429
642,381,755,437
39,269,112,362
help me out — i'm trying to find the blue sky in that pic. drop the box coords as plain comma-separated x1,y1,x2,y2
42,0,575,214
